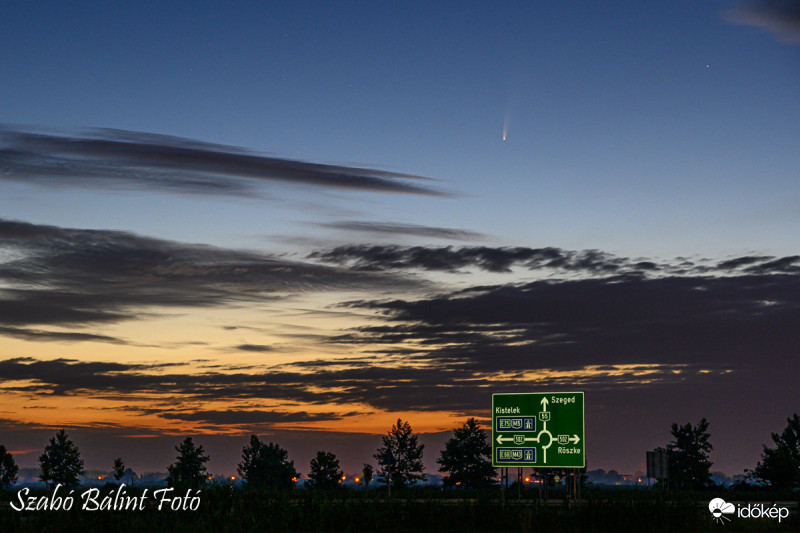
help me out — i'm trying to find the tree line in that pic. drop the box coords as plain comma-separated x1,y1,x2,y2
0,417,496,492
1,413,798,492
662,413,800,490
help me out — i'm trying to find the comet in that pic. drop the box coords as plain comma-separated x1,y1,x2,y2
502,113,509,141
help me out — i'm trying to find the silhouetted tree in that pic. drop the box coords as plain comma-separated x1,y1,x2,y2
361,463,373,487
39,429,85,489
0,445,19,489
237,435,298,490
113,458,125,483
666,418,712,490
307,451,343,489
374,418,425,490
437,417,496,489
752,413,800,490
167,437,209,490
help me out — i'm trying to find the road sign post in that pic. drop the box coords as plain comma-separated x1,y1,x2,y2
646,449,669,489
492,392,585,469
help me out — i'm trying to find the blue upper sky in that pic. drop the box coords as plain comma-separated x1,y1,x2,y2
2,1,798,258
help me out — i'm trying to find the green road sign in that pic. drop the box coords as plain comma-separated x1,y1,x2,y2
492,392,585,468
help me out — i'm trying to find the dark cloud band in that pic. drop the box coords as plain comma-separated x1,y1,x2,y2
310,244,800,275
0,218,417,330
0,126,446,196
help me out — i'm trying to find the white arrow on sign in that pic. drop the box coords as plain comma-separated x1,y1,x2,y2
497,435,538,444
569,435,580,444
540,397,548,411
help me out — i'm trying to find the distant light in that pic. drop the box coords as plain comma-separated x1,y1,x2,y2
525,477,530,482
292,477,298,482
342,475,346,480
98,476,102,480
231,476,235,480
355,477,360,483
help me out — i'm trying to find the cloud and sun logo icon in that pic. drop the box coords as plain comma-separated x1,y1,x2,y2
709,498,736,524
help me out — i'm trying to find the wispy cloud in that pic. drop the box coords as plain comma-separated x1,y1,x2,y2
0,326,125,344
157,409,351,426
315,221,486,241
0,126,447,196
726,0,800,43
234,344,275,353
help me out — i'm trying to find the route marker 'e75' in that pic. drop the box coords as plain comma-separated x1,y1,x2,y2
492,392,585,468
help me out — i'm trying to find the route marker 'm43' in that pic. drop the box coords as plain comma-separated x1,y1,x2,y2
492,392,585,468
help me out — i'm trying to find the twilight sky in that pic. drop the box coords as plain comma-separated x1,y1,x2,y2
0,0,798,478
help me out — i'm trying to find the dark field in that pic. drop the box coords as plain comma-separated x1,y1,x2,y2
1,486,797,532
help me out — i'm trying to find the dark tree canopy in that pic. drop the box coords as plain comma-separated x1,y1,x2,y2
113,457,125,482
374,418,425,489
237,435,298,491
437,417,496,489
167,437,209,491
39,429,85,489
666,418,713,490
752,413,800,490
307,450,343,490
0,445,19,489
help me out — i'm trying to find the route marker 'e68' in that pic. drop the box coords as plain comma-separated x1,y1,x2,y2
492,392,585,468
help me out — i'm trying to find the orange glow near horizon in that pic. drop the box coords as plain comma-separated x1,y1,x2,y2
1,315,711,439
0,288,719,442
